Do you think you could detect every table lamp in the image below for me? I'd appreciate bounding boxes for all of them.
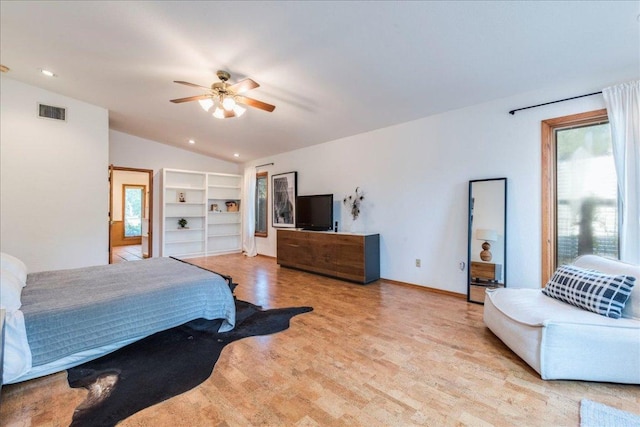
[476,229,498,261]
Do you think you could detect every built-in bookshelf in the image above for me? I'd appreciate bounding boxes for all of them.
[160,169,242,258]
[206,173,242,255]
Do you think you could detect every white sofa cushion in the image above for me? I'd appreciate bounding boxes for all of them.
[541,264,635,319]
[484,255,640,383]
[487,288,638,328]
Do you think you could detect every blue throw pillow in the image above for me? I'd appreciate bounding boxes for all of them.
[542,264,636,319]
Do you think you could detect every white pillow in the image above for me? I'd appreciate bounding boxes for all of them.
[1,269,23,310]
[1,252,27,285]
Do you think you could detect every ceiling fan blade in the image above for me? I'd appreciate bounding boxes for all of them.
[174,80,210,90]
[236,96,276,112]
[170,94,210,103]
[228,78,259,94]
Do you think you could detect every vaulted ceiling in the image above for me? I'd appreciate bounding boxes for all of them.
[1,1,638,163]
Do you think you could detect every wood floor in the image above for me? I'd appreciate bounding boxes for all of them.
[1,254,638,426]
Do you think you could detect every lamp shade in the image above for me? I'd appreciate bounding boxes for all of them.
[476,229,498,242]
[212,107,226,119]
[198,98,214,112]
[222,96,236,111]
[233,104,246,117]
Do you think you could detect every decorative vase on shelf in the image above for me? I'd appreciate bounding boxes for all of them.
[347,219,362,234]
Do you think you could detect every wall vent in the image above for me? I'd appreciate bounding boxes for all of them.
[38,103,66,121]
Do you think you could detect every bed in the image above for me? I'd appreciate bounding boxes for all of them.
[1,254,236,384]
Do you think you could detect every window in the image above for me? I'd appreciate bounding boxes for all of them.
[255,172,268,237]
[123,185,145,238]
[541,109,619,284]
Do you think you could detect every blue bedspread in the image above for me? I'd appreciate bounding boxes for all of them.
[21,257,236,367]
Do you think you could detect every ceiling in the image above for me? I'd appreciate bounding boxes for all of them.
[1,1,638,163]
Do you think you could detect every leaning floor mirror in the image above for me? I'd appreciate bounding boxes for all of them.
[467,178,507,304]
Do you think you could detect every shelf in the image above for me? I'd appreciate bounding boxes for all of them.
[208,185,241,189]
[208,211,239,215]
[165,185,205,190]
[166,239,205,244]
[166,228,204,232]
[208,233,241,238]
[167,202,205,205]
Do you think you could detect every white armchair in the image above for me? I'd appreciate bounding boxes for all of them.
[483,255,640,384]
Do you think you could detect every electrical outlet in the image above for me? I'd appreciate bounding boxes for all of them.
[415,259,421,267]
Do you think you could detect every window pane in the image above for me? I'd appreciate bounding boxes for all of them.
[556,123,618,265]
[124,187,143,237]
[255,172,268,236]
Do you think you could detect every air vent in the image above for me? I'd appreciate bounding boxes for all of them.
[38,103,66,121]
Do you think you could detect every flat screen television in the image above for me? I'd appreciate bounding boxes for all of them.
[296,194,334,231]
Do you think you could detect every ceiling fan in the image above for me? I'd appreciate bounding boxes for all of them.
[170,70,275,119]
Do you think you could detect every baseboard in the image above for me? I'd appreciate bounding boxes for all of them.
[256,254,465,298]
[380,278,466,299]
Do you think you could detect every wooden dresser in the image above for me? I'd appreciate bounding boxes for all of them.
[277,229,380,284]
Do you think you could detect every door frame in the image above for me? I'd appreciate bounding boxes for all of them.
[109,165,154,263]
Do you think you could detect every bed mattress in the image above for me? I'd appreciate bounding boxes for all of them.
[4,257,235,384]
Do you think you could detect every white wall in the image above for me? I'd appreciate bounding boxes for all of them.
[0,77,109,272]
[109,130,241,257]
[245,72,636,294]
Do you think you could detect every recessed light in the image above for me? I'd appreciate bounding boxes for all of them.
[39,68,56,77]
[233,153,240,158]
[188,139,195,144]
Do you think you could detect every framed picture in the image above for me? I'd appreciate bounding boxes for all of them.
[272,171,297,228]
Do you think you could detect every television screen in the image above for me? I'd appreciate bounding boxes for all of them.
[296,194,333,231]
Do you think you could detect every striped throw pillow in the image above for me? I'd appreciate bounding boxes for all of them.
[542,264,636,319]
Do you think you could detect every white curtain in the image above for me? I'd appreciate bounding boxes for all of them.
[603,80,640,264]
[242,166,258,257]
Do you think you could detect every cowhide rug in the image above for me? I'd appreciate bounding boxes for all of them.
[66,299,313,426]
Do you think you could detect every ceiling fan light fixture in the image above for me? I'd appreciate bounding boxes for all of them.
[212,107,226,119]
[233,104,246,117]
[198,98,214,112]
[171,71,275,118]
[222,96,236,111]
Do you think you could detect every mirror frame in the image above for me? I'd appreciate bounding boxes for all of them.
[467,177,507,304]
